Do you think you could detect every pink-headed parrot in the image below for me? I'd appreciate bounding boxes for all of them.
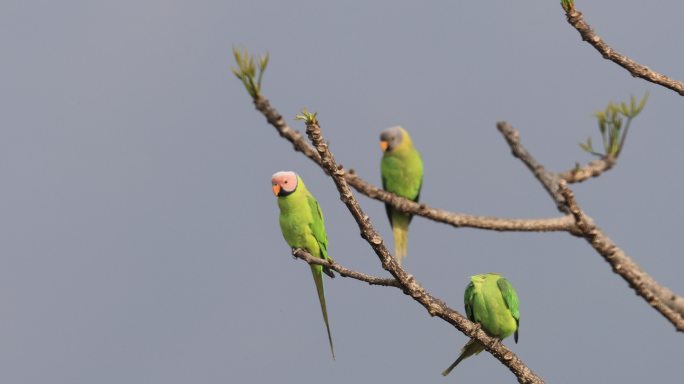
[271,171,335,360]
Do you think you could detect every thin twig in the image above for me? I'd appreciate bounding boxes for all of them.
[292,248,400,287]
[558,157,616,183]
[564,6,684,96]
[303,117,544,384]
[254,94,573,233]
[497,121,684,330]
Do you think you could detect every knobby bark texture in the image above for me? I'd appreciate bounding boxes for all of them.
[497,122,684,331]
[302,118,544,384]
[254,95,572,234]
[564,6,684,96]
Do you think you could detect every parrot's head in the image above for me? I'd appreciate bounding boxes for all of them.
[379,126,405,152]
[271,171,298,197]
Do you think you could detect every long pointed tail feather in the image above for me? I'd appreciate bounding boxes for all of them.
[441,339,485,376]
[311,265,335,360]
[392,224,408,265]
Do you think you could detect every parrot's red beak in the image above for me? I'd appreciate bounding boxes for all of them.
[272,184,281,196]
[379,140,389,152]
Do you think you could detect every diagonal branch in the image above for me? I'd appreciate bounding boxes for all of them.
[558,182,684,331]
[497,121,684,331]
[302,116,544,384]
[564,5,684,96]
[254,94,573,233]
[497,123,569,213]
[292,248,400,287]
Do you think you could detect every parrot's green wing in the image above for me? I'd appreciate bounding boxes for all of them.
[381,174,393,227]
[497,277,520,343]
[464,281,476,321]
[306,193,328,254]
[305,193,332,276]
[381,171,422,227]
[409,181,422,224]
[414,180,422,203]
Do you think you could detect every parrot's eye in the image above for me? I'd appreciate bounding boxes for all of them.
[284,180,288,184]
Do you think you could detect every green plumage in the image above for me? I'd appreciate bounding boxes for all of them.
[442,273,520,376]
[380,126,423,265]
[275,174,335,359]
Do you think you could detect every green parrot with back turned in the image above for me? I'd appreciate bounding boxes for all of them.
[271,171,335,360]
[442,273,520,377]
[379,126,424,265]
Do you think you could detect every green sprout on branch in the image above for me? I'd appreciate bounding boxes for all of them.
[561,0,574,12]
[579,93,649,158]
[232,47,269,99]
[295,108,319,126]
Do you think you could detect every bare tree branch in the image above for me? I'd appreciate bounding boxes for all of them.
[300,115,544,384]
[564,6,684,96]
[497,121,684,330]
[254,94,572,233]
[558,182,684,331]
[559,156,616,183]
[291,248,400,287]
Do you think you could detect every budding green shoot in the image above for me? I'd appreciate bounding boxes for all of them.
[296,108,319,126]
[579,92,648,158]
[232,46,269,99]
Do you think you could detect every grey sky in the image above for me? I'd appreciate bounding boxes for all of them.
[1,0,683,382]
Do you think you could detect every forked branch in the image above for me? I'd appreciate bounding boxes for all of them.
[497,121,684,331]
